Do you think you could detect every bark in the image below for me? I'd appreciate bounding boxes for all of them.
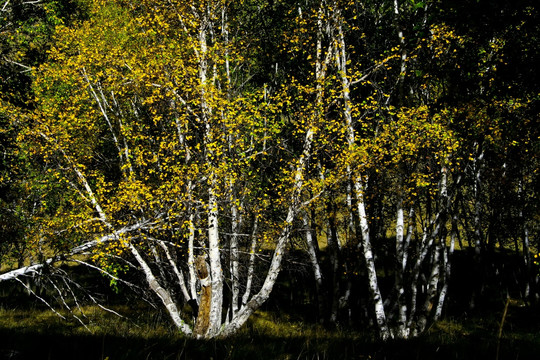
[206,182,223,336]
[413,240,441,336]
[193,255,212,337]
[411,165,450,335]
[470,142,485,309]
[335,13,390,338]
[394,195,409,338]
[435,166,454,320]
[82,69,133,176]
[435,213,456,320]
[129,243,192,335]
[241,216,259,306]
[407,226,435,330]
[156,239,191,302]
[230,199,241,318]
[303,213,325,323]
[356,178,391,340]
[187,211,198,302]
[175,104,198,303]
[220,127,314,337]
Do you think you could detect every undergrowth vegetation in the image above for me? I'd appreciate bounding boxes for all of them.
[0,299,538,359]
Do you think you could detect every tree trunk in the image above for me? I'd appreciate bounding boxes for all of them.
[207,182,224,337]
[303,213,325,323]
[332,5,391,339]
[129,244,192,336]
[193,255,212,338]
[394,194,409,338]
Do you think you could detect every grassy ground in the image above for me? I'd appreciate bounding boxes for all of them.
[1,249,538,359]
[0,301,539,360]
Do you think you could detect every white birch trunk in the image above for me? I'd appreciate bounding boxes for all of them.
[413,243,441,337]
[221,127,314,337]
[195,5,224,337]
[129,243,192,335]
[435,213,456,320]
[334,9,391,339]
[434,166,452,320]
[394,195,409,338]
[157,239,191,302]
[241,217,259,306]
[187,205,198,302]
[230,198,241,317]
[175,110,198,303]
[303,213,325,322]
[407,225,436,330]
[473,142,485,256]
[206,182,223,337]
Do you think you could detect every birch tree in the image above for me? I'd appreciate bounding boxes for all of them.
[2,0,323,339]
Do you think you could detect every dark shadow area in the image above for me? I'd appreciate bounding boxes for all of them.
[1,325,539,360]
[1,249,539,360]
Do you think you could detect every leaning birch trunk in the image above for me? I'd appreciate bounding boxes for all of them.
[303,213,325,323]
[129,244,192,335]
[241,217,259,307]
[406,224,436,331]
[408,190,445,335]
[356,179,392,340]
[334,9,391,340]
[174,100,199,303]
[435,212,457,320]
[230,199,241,318]
[413,239,441,336]
[156,239,191,304]
[470,142,485,309]
[220,126,315,337]
[434,165,452,320]
[176,120,199,303]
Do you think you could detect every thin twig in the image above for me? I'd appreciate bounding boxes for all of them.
[15,277,66,320]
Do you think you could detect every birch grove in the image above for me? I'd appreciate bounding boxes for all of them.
[0,0,538,341]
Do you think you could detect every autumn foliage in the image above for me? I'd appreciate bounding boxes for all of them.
[1,0,538,340]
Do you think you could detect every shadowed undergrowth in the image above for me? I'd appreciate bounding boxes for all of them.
[0,302,539,360]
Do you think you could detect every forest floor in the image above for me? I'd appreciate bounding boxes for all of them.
[0,249,539,359]
[0,299,538,360]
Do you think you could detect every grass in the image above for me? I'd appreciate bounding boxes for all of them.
[1,247,538,359]
[0,301,539,360]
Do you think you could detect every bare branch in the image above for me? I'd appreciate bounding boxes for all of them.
[14,277,66,320]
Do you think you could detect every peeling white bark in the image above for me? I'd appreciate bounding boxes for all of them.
[206,181,223,337]
[334,8,390,338]
[129,243,192,335]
